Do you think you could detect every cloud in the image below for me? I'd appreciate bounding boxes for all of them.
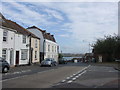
[1,2,118,53]
[1,2,59,28]
[58,34,70,38]
[44,9,64,21]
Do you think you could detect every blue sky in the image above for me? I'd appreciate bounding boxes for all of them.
[1,0,118,53]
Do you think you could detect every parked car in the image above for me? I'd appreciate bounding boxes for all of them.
[59,58,67,64]
[40,58,57,67]
[0,57,10,73]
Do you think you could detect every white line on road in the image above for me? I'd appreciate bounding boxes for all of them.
[65,65,90,84]
[72,77,76,80]
[61,80,66,82]
[67,80,73,83]
[1,69,55,82]
[66,77,70,79]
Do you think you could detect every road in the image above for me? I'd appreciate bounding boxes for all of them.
[1,62,119,88]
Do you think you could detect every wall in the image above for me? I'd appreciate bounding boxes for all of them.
[31,37,40,63]
[27,28,44,52]
[44,39,58,62]
[2,28,15,65]
[14,33,29,65]
[0,28,3,57]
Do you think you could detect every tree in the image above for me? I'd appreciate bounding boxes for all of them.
[93,35,120,62]
[58,53,63,60]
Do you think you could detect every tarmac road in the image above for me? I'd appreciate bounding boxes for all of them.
[2,62,88,88]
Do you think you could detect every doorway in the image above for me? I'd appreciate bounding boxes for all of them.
[16,51,19,65]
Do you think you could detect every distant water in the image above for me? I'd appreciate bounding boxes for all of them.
[63,57,82,60]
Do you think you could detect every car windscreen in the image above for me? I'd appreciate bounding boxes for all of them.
[45,59,51,61]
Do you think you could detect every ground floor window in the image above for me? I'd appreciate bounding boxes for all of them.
[35,51,37,60]
[2,49,7,60]
[21,49,28,60]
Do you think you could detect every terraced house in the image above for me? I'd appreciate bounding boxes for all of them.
[27,26,59,63]
[0,14,40,66]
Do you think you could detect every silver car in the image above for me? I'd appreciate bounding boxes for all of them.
[40,58,57,67]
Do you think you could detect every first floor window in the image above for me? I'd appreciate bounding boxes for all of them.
[35,51,37,59]
[21,49,28,60]
[2,49,7,60]
[48,45,50,52]
[35,39,37,48]
[22,35,26,43]
[3,30,8,42]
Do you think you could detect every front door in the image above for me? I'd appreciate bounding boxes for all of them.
[16,51,19,65]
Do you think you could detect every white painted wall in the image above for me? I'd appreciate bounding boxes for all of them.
[14,34,29,65]
[1,28,15,65]
[0,28,3,57]
[1,27,30,66]
[44,39,58,62]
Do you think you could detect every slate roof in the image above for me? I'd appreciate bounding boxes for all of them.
[0,13,40,39]
[27,26,56,42]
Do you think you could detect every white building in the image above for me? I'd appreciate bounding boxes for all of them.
[0,14,40,66]
[27,26,59,62]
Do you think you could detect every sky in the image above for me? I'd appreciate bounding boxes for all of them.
[0,0,118,54]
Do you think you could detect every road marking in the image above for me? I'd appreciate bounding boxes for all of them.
[66,77,70,79]
[61,80,66,82]
[67,80,73,83]
[1,69,55,82]
[75,76,79,78]
[72,78,76,80]
[3,70,31,76]
[78,70,86,76]
[60,65,89,85]
[73,74,76,76]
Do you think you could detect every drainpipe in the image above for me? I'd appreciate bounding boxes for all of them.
[43,39,45,60]
[28,34,32,65]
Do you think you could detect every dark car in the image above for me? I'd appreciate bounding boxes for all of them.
[59,58,67,64]
[40,58,57,67]
[0,57,10,73]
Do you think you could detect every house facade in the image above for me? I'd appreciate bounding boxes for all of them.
[27,26,58,62]
[31,37,40,64]
[0,14,40,66]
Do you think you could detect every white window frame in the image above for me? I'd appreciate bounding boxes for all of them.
[2,49,7,60]
[21,49,28,60]
[48,45,50,52]
[22,35,26,43]
[52,46,54,52]
[35,39,37,48]
[3,30,8,42]
[35,51,37,59]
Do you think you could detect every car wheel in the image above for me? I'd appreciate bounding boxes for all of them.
[2,67,9,73]
[50,64,53,67]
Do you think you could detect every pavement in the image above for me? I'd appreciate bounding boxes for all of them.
[89,62,120,71]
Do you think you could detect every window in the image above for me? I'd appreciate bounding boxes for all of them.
[35,51,37,59]
[21,49,28,60]
[3,30,8,42]
[35,39,37,48]
[2,49,7,60]
[48,45,50,52]
[52,46,54,52]
[55,46,56,52]
[22,35,26,43]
